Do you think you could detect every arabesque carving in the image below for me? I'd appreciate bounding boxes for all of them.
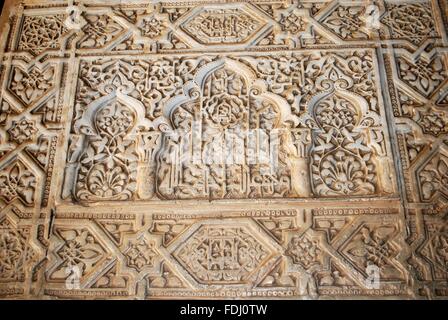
[0,0,447,300]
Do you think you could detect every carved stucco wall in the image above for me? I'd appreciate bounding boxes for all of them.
[0,0,446,299]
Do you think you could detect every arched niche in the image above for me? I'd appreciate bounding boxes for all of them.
[64,90,156,201]
[307,64,384,197]
[156,58,300,200]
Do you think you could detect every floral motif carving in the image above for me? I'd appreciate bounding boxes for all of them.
[0,159,36,206]
[125,238,157,271]
[307,54,383,196]
[17,15,67,55]
[420,221,448,279]
[131,4,172,50]
[418,151,448,202]
[139,17,166,38]
[322,6,368,40]
[342,224,400,279]
[318,149,374,195]
[418,111,448,137]
[397,90,448,137]
[7,118,38,144]
[382,3,437,44]
[9,67,54,105]
[285,234,322,269]
[272,3,313,48]
[0,222,35,282]
[242,54,306,104]
[79,15,123,49]
[398,56,446,98]
[0,100,13,126]
[74,100,138,201]
[280,11,305,34]
[75,58,187,120]
[51,228,107,280]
